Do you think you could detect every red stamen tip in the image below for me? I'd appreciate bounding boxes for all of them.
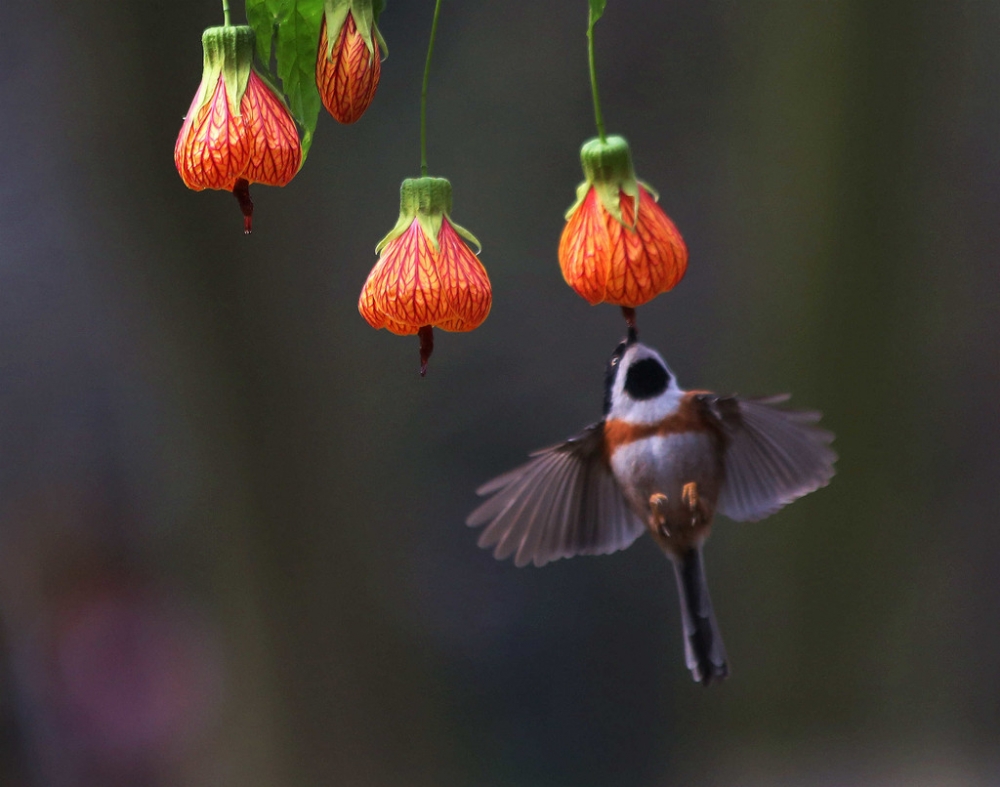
[418,326,434,377]
[622,306,638,342]
[233,178,254,235]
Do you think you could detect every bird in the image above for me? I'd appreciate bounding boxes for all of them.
[466,333,836,685]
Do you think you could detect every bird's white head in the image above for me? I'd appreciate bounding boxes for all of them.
[604,340,685,425]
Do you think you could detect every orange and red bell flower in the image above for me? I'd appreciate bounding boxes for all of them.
[174,25,302,233]
[360,177,492,375]
[558,135,687,310]
[316,0,387,124]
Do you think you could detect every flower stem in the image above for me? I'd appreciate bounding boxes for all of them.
[222,0,231,26]
[420,0,444,177]
[587,7,606,143]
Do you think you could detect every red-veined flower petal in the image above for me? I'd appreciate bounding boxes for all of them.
[361,219,446,333]
[436,219,492,330]
[558,187,614,304]
[174,76,251,191]
[241,71,302,187]
[360,256,420,335]
[607,186,687,306]
[359,218,492,334]
[360,177,490,372]
[317,14,381,125]
[558,185,687,308]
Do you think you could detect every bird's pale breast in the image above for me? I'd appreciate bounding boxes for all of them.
[609,431,723,537]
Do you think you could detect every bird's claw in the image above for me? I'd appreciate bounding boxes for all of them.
[649,492,670,537]
[682,481,705,528]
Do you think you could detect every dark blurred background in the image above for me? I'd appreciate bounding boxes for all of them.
[1,0,999,784]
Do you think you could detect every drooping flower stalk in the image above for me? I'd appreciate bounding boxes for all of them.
[586,1,606,143]
[358,0,491,375]
[420,0,443,176]
[558,3,688,325]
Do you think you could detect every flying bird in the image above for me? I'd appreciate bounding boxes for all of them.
[467,335,836,685]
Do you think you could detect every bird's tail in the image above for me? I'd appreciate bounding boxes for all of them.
[672,547,728,686]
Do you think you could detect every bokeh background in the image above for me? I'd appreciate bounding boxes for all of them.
[2,0,999,784]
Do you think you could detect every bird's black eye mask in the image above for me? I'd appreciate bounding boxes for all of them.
[603,338,632,415]
[624,357,670,401]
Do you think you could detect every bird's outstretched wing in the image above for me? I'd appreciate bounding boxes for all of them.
[467,423,647,567]
[699,394,837,522]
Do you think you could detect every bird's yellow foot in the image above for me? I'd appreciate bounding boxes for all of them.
[682,482,705,528]
[649,492,670,537]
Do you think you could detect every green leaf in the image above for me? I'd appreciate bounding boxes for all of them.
[244,0,325,159]
[274,0,325,159]
[372,0,386,23]
[588,0,606,26]
[245,0,283,67]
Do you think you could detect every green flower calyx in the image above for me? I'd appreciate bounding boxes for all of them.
[566,135,655,228]
[323,0,389,62]
[376,177,481,254]
[199,25,255,116]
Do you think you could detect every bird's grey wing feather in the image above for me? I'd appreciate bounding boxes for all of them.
[703,395,837,522]
[467,422,646,567]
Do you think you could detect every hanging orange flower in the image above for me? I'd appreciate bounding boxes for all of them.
[360,177,492,375]
[558,135,687,308]
[174,25,302,233]
[316,0,387,124]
